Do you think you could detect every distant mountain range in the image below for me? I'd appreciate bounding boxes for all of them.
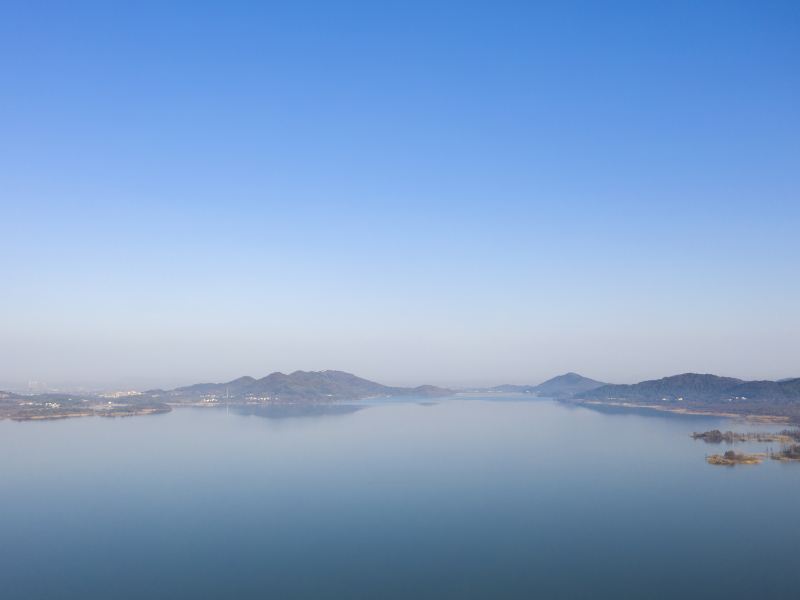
[148,370,453,403]
[485,372,607,397]
[4,370,800,422]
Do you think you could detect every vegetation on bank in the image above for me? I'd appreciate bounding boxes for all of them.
[691,429,799,444]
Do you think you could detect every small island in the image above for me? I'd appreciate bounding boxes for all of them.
[707,450,765,466]
[771,444,800,462]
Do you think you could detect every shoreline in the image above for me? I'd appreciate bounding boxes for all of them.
[2,396,796,424]
[5,406,171,422]
[578,400,792,423]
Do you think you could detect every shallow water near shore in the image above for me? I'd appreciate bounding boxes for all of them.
[1,395,797,599]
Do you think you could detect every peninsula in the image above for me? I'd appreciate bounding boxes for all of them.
[571,373,800,423]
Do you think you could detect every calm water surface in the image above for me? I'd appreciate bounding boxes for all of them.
[1,396,797,599]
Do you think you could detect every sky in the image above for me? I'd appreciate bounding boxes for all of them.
[1,1,798,390]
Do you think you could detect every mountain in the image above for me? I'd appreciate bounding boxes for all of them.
[532,372,607,397]
[580,373,743,402]
[483,373,606,396]
[159,370,452,403]
[578,373,800,405]
[571,373,800,421]
[780,378,800,396]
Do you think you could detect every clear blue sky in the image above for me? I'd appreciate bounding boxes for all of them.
[1,1,798,390]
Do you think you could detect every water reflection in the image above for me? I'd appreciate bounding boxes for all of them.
[231,403,364,419]
[572,401,724,422]
[2,397,799,599]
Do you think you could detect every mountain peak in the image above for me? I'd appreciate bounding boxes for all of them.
[533,373,607,397]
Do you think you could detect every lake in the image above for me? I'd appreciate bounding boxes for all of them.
[1,395,797,599]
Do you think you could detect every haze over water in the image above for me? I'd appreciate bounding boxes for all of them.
[2,396,797,599]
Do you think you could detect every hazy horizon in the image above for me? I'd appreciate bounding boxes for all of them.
[2,2,798,391]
